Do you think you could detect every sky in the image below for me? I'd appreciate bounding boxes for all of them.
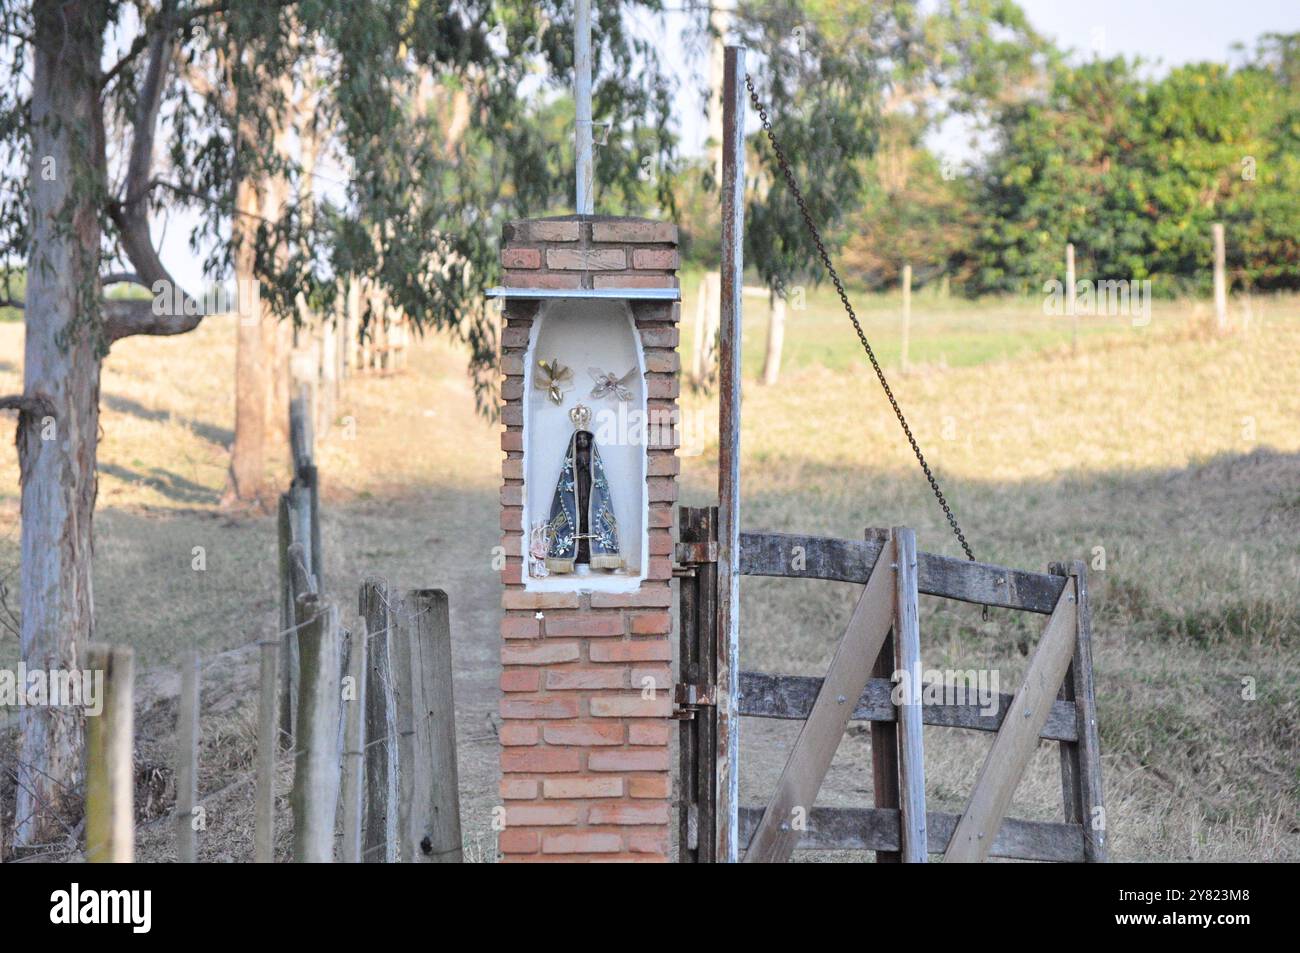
[157,0,1299,292]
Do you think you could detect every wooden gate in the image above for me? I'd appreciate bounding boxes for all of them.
[675,507,1107,863]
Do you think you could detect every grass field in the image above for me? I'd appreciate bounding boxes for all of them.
[0,274,1296,861]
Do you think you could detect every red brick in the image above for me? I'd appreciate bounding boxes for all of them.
[500,778,538,800]
[542,832,622,854]
[588,749,671,772]
[501,455,523,479]
[643,350,679,374]
[631,666,672,693]
[545,668,627,690]
[629,612,671,635]
[589,695,673,718]
[647,505,674,529]
[639,326,679,348]
[502,247,541,269]
[588,803,670,825]
[500,696,580,720]
[590,641,670,663]
[627,830,670,854]
[591,221,677,243]
[502,749,582,773]
[647,453,679,477]
[500,723,539,746]
[593,274,677,289]
[546,248,627,271]
[542,722,626,746]
[648,530,675,555]
[628,723,672,747]
[628,775,671,798]
[542,777,624,799]
[500,507,522,531]
[529,221,580,242]
[500,669,540,692]
[632,248,679,270]
[541,613,625,637]
[500,405,524,428]
[502,590,581,610]
[502,642,580,665]
[645,375,679,399]
[506,803,579,826]
[501,614,543,640]
[504,271,582,289]
[501,326,530,349]
[590,587,672,609]
[500,560,523,586]
[501,429,523,452]
[647,556,673,580]
[647,477,677,504]
[500,533,523,557]
[498,829,540,853]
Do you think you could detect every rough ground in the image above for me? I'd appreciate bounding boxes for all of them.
[1,284,1297,861]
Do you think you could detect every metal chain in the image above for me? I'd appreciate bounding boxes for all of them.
[744,74,978,566]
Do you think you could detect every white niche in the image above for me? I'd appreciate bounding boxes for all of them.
[522,297,647,592]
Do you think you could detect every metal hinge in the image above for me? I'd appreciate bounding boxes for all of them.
[672,682,716,720]
[675,540,718,564]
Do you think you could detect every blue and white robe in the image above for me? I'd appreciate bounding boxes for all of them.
[544,430,623,573]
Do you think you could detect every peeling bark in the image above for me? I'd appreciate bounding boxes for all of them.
[16,0,106,847]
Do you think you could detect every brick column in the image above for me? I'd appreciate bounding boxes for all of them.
[498,216,681,862]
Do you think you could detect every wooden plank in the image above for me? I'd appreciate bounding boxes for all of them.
[868,536,899,864]
[738,531,1066,614]
[341,619,368,863]
[743,542,895,863]
[892,527,927,862]
[944,583,1078,862]
[255,632,279,863]
[291,596,342,863]
[278,493,296,748]
[175,651,200,863]
[677,506,718,863]
[360,578,399,862]
[1065,560,1108,861]
[738,806,1084,863]
[737,672,1078,742]
[717,43,746,864]
[405,589,463,862]
[84,645,134,863]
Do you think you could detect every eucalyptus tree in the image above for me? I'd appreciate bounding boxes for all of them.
[0,0,672,848]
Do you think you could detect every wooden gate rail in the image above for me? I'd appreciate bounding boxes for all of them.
[676,515,1108,863]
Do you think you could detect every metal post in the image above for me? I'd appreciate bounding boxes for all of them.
[717,43,745,863]
[575,0,594,214]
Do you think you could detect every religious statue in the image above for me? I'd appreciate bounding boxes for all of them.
[543,403,623,573]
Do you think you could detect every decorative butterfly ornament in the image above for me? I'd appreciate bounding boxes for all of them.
[589,366,637,402]
[534,358,574,405]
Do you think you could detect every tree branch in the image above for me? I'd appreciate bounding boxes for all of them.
[0,394,55,418]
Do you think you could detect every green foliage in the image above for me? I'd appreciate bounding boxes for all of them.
[968,36,1300,294]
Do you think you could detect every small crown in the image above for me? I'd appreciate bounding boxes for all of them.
[568,403,592,431]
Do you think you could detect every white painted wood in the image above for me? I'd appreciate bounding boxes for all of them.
[892,528,926,863]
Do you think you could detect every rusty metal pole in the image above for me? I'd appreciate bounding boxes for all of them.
[717,43,746,863]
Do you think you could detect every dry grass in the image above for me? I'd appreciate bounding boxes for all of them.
[0,286,1297,862]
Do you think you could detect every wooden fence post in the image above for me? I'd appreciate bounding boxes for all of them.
[1065,243,1077,352]
[291,595,342,862]
[85,644,134,863]
[396,589,462,862]
[278,492,297,747]
[175,651,200,863]
[341,620,368,863]
[360,578,399,862]
[1212,222,1228,332]
[900,263,912,371]
[762,289,786,386]
[891,527,926,862]
[255,631,279,863]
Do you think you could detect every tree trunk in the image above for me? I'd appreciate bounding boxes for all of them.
[226,172,270,505]
[16,0,107,848]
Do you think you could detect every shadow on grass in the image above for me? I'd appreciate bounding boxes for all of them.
[96,462,222,506]
[103,393,234,448]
